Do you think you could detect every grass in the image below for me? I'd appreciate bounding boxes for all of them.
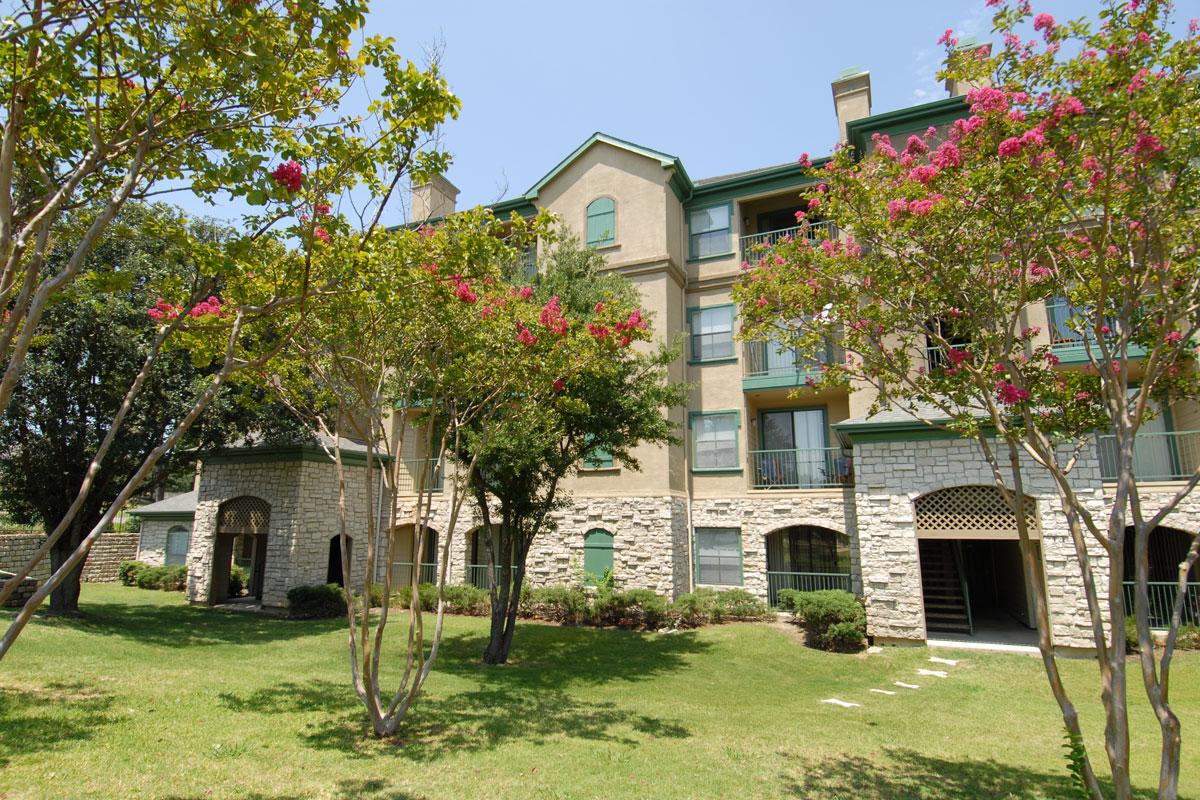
[0,585,1197,800]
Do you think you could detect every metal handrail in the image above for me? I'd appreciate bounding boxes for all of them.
[748,447,853,489]
[1096,430,1199,482]
[739,221,837,260]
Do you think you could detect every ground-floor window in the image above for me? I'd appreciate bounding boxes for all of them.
[583,528,614,583]
[695,527,742,586]
[165,526,190,566]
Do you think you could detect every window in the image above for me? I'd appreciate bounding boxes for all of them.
[583,529,614,583]
[695,527,742,586]
[586,197,616,247]
[689,203,732,259]
[520,243,538,279]
[165,525,190,566]
[692,411,739,470]
[689,305,735,362]
[582,439,614,470]
[925,317,972,369]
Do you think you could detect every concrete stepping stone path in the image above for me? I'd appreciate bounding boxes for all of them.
[821,698,861,708]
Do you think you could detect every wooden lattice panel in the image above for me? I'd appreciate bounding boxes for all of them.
[914,485,1038,538]
[217,496,271,535]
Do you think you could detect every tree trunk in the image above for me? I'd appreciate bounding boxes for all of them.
[48,518,86,614]
[483,521,517,665]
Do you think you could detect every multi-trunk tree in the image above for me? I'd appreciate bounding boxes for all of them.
[0,0,459,658]
[454,237,686,666]
[736,3,1199,797]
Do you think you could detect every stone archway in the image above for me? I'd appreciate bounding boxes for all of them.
[763,525,851,607]
[913,486,1040,637]
[211,496,270,603]
[390,524,439,586]
[1121,525,1199,627]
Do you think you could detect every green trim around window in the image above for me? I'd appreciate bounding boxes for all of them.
[686,304,737,364]
[757,406,829,451]
[689,409,742,473]
[692,526,744,587]
[686,201,733,262]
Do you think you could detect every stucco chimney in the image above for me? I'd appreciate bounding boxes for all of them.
[831,67,872,144]
[944,37,993,97]
[410,173,459,222]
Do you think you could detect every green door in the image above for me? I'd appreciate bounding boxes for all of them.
[583,529,614,583]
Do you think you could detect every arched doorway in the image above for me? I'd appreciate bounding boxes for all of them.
[914,485,1040,638]
[211,496,270,603]
[764,525,850,607]
[1121,525,1199,627]
[326,535,353,587]
[466,525,511,588]
[390,524,438,586]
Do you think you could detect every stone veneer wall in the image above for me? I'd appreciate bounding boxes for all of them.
[852,438,1109,650]
[137,518,193,566]
[688,490,860,601]
[187,456,382,608]
[0,530,136,584]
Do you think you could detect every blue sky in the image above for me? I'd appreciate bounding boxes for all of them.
[172,0,1198,226]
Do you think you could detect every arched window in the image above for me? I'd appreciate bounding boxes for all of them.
[165,525,190,566]
[583,528,614,583]
[586,197,616,247]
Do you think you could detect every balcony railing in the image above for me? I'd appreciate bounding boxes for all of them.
[1121,581,1200,628]
[766,571,852,608]
[394,458,444,495]
[1046,299,1085,346]
[390,561,437,586]
[744,341,832,379]
[466,563,522,589]
[1097,430,1200,482]
[749,447,853,489]
[739,221,838,261]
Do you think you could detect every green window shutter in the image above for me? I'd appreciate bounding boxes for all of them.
[583,528,614,582]
[584,446,613,469]
[586,197,616,247]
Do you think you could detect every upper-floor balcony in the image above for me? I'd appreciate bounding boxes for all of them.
[1097,430,1199,483]
[394,457,444,495]
[748,446,853,490]
[1045,297,1145,363]
[743,339,834,391]
[738,220,838,263]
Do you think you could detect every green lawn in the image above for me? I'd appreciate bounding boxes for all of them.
[0,585,1197,799]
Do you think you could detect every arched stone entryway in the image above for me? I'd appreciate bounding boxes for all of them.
[326,534,352,587]
[211,496,270,603]
[914,485,1041,638]
[390,524,439,586]
[763,525,851,607]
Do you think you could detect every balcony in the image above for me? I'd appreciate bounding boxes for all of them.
[1045,299,1145,363]
[743,340,833,391]
[749,447,853,490]
[738,221,837,262]
[395,458,444,495]
[1097,430,1200,482]
[766,571,852,608]
[1121,581,1200,628]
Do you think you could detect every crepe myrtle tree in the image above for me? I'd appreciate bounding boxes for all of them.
[0,6,460,656]
[735,3,1200,798]
[452,236,686,666]
[271,209,624,736]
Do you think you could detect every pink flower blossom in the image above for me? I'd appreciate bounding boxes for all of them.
[314,202,331,215]
[966,86,1009,114]
[947,347,971,366]
[937,28,958,47]
[931,142,963,169]
[553,378,566,392]
[872,133,898,160]
[1020,127,1046,147]
[908,164,940,184]
[907,198,936,216]
[797,152,812,168]
[996,380,1030,405]
[516,325,537,346]
[270,160,303,192]
[1044,353,1060,366]
[454,282,477,304]
[1033,13,1056,39]
[1165,330,1184,345]
[519,286,534,299]
[313,226,330,244]
[594,302,604,313]
[887,198,908,221]
[1133,133,1164,160]
[1075,391,1090,401]
[794,209,807,223]
[1127,68,1150,94]
[189,295,223,318]
[906,134,929,155]
[808,197,822,212]
[998,137,1023,157]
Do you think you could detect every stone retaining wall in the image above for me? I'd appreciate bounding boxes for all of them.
[0,530,137,585]
[0,570,36,607]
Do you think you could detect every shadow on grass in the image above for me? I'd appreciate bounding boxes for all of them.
[18,597,344,648]
[780,749,1172,800]
[0,680,118,767]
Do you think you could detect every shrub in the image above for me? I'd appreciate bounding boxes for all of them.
[133,564,186,591]
[442,584,490,615]
[118,560,144,587]
[228,565,248,597]
[391,582,437,611]
[287,584,347,619]
[1178,624,1200,651]
[791,590,866,652]
[524,585,590,624]
[1125,616,1139,654]
[712,588,768,621]
[668,589,719,628]
[592,588,669,628]
[776,588,801,612]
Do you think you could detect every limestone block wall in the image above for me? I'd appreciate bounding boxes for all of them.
[80,534,138,582]
[137,519,193,566]
[689,491,859,601]
[0,531,49,581]
[0,530,136,584]
[852,437,1108,649]
[288,459,378,592]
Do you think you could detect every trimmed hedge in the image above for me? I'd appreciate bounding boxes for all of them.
[118,560,143,586]
[228,565,249,598]
[130,564,187,592]
[790,589,867,652]
[287,584,347,619]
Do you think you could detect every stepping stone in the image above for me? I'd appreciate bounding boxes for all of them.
[870,689,897,695]
[821,698,861,708]
[929,656,959,666]
[917,668,948,678]
[895,681,920,689]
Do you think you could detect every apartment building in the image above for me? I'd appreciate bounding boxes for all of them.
[144,63,1199,651]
